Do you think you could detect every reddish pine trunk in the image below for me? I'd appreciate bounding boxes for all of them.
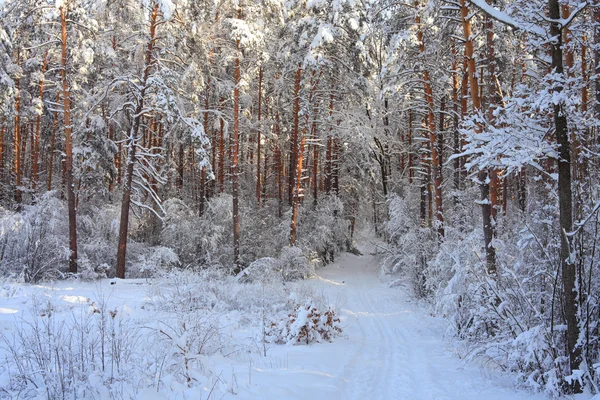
[256,66,263,205]
[232,34,241,270]
[417,7,444,237]
[333,138,340,195]
[48,92,60,192]
[289,136,305,246]
[275,144,283,218]
[14,52,21,205]
[485,6,499,221]
[460,0,496,274]
[288,66,302,206]
[60,7,78,273]
[218,97,225,193]
[312,108,319,206]
[452,44,461,190]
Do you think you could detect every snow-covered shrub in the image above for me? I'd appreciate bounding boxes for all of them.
[280,246,313,281]
[418,191,600,394]
[297,195,350,264]
[383,193,437,296]
[0,192,69,282]
[268,300,342,345]
[0,294,223,398]
[237,257,282,283]
[160,198,204,265]
[77,203,120,274]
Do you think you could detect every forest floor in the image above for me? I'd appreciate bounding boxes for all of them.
[0,242,571,399]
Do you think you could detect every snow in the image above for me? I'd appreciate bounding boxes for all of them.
[0,241,556,399]
[310,24,334,49]
[469,0,546,37]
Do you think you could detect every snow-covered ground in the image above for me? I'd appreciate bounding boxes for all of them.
[0,245,556,399]
[232,249,550,400]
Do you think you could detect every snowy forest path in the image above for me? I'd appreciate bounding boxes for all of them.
[295,242,550,400]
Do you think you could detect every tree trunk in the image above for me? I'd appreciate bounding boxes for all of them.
[232,33,241,270]
[408,108,413,184]
[312,103,319,206]
[256,65,263,206]
[417,5,444,237]
[288,66,302,206]
[289,136,305,246]
[0,118,4,195]
[549,0,581,390]
[115,3,159,279]
[13,51,21,205]
[32,52,48,194]
[485,6,499,221]
[60,7,78,273]
[452,43,461,190]
[218,97,225,193]
[48,92,60,192]
[460,0,496,274]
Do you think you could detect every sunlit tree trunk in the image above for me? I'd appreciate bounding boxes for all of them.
[256,65,263,206]
[218,97,225,193]
[60,6,78,273]
[47,92,60,192]
[288,65,302,206]
[289,136,305,245]
[460,0,496,274]
[13,51,22,205]
[485,5,499,221]
[417,4,444,237]
[452,43,461,190]
[312,101,319,206]
[232,30,241,270]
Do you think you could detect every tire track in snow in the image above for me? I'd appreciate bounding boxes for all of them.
[317,249,549,400]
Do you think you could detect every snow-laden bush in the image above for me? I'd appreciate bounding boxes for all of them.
[384,186,600,395]
[383,193,438,296]
[297,194,350,264]
[268,299,342,345]
[0,192,69,282]
[236,257,282,283]
[280,246,313,281]
[78,203,120,275]
[160,198,205,265]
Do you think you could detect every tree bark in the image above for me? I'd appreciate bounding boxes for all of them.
[288,66,302,206]
[417,5,444,237]
[289,136,305,246]
[60,7,78,273]
[32,52,48,194]
[460,0,496,274]
[115,3,159,279]
[549,0,581,390]
[232,33,241,270]
[256,65,263,206]
[218,97,225,193]
[13,51,21,205]
[47,92,60,192]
